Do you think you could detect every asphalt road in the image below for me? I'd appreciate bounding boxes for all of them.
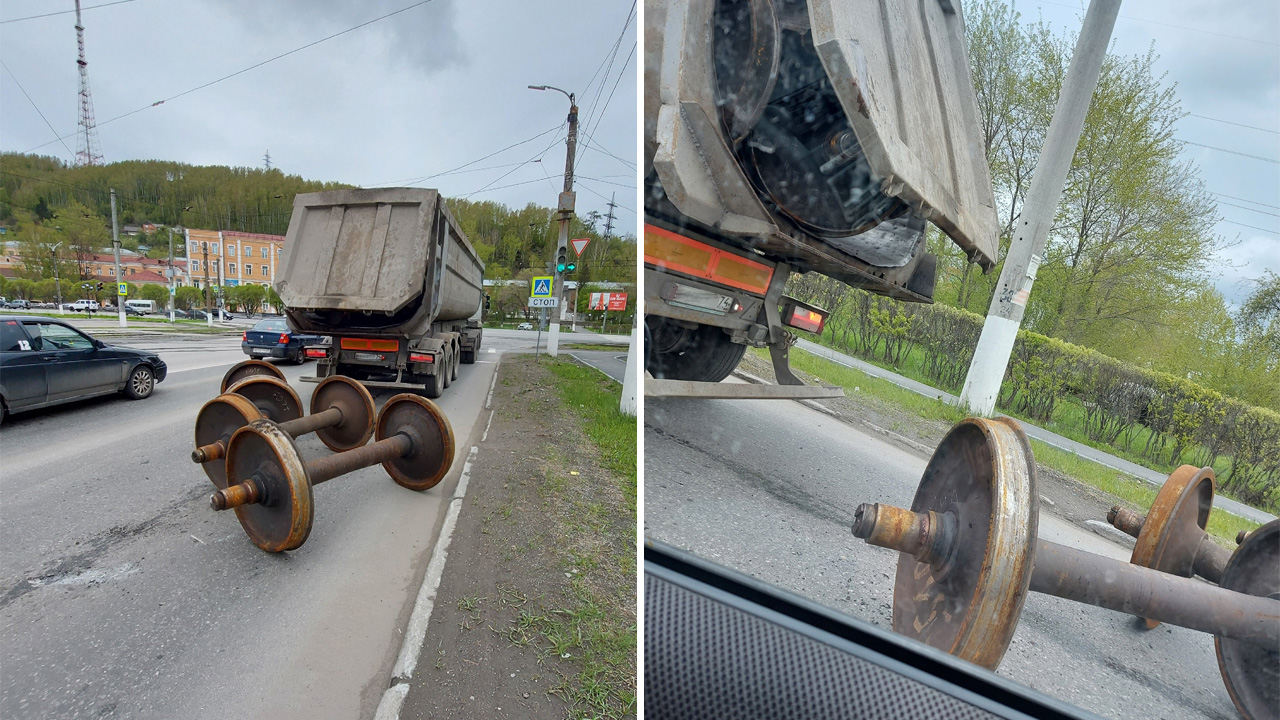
[0,328,546,719]
[644,390,1242,720]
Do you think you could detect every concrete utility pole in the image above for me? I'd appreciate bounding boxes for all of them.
[620,314,638,416]
[959,0,1121,416]
[202,242,213,327]
[167,226,175,322]
[50,240,63,314]
[529,84,577,358]
[109,189,125,328]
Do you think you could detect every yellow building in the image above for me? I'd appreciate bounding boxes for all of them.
[184,229,284,290]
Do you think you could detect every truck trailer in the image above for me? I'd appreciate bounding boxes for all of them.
[275,188,484,399]
[643,0,1000,391]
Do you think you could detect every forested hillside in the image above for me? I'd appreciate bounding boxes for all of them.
[0,152,636,284]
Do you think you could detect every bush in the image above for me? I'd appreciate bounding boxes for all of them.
[812,286,1280,511]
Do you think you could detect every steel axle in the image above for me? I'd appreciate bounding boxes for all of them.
[208,393,455,552]
[853,502,1278,648]
[1107,504,1230,583]
[210,432,416,511]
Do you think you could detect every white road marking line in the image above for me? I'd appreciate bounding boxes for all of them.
[481,409,495,442]
[376,444,479,717]
[486,370,498,410]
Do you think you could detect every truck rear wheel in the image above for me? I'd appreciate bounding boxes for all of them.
[423,372,444,399]
[450,347,460,381]
[645,319,747,383]
[441,351,452,389]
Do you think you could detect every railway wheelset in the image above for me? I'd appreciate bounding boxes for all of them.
[849,417,1278,720]
[191,360,456,552]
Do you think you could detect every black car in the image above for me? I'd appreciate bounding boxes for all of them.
[0,316,167,424]
[242,317,322,364]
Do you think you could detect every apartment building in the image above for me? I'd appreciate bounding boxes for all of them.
[185,229,285,290]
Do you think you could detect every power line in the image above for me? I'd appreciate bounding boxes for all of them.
[583,42,637,146]
[0,0,135,25]
[577,1,636,147]
[362,122,563,187]
[464,125,567,198]
[1218,219,1278,236]
[577,174,635,189]
[0,60,74,160]
[576,178,635,214]
[1210,192,1280,211]
[1186,114,1279,136]
[24,0,442,154]
[1034,1,1280,47]
[1180,140,1279,165]
[1216,201,1280,219]
[579,132,636,170]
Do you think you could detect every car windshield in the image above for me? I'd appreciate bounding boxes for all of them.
[252,319,288,332]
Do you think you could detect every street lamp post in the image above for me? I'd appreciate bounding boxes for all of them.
[528,84,577,358]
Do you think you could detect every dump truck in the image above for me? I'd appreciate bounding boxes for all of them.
[275,188,484,399]
[643,0,1000,392]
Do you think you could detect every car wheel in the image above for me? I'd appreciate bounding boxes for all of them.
[124,365,155,399]
[293,348,305,365]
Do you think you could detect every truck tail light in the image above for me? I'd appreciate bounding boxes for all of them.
[279,333,290,344]
[781,303,828,335]
[305,348,327,359]
[408,353,433,363]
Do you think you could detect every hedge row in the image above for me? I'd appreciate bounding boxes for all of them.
[822,292,1280,511]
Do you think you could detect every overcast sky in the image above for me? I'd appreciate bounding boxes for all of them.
[1023,0,1279,308]
[0,0,638,238]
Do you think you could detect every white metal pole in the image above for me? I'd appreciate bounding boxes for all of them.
[168,226,175,322]
[959,0,1121,416]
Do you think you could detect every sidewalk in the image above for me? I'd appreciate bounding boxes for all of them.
[794,338,1275,524]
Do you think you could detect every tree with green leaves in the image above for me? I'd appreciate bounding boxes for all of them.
[175,286,202,310]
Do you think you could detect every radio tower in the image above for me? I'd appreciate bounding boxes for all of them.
[73,0,104,167]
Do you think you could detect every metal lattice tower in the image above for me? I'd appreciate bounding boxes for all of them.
[74,0,104,167]
[603,192,617,239]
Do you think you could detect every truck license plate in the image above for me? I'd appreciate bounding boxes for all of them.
[353,352,385,362]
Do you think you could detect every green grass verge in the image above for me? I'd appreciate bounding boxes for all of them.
[538,358,637,718]
[767,347,1262,546]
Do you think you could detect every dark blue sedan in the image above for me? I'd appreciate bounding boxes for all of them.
[0,316,167,425]
[242,318,322,364]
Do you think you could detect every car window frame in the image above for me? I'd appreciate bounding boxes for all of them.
[26,321,98,351]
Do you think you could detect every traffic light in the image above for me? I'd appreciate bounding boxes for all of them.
[555,247,576,274]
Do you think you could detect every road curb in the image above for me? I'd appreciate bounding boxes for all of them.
[374,362,499,720]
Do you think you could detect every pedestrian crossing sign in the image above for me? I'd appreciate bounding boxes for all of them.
[531,276,553,298]
[117,282,128,296]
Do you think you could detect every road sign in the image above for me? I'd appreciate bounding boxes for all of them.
[529,297,559,308]
[169,285,176,295]
[117,282,128,296]
[531,276,553,298]
[571,238,590,257]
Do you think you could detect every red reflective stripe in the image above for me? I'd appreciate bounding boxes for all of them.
[408,352,434,363]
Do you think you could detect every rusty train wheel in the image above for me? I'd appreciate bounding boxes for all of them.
[375,394,455,491]
[224,420,314,553]
[310,376,375,453]
[1215,518,1279,720]
[193,393,266,489]
[220,359,285,393]
[1129,465,1216,629]
[226,376,303,424]
[892,417,1037,671]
